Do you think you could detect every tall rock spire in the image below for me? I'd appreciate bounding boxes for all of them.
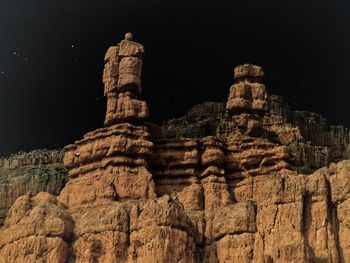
[59,34,156,208]
[103,33,149,126]
[226,64,267,136]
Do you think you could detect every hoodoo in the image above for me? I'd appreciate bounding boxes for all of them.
[1,34,350,263]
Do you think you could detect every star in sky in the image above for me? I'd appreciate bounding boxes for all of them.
[13,51,22,58]
[10,50,30,62]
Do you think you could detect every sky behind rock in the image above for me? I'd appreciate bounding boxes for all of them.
[0,0,349,155]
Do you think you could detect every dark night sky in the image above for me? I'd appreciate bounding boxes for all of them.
[1,0,350,156]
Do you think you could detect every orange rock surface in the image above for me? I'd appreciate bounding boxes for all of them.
[1,33,350,263]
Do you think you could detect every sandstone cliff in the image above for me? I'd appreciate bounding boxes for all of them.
[1,34,350,263]
[0,149,68,226]
[163,96,350,172]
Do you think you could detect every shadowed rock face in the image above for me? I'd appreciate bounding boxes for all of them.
[0,149,68,226]
[163,96,350,173]
[1,35,350,263]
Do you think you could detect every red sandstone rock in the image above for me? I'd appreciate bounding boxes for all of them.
[0,192,73,263]
[234,63,265,81]
[73,231,129,263]
[117,57,142,95]
[105,93,149,125]
[60,122,156,208]
[205,201,256,241]
[103,46,119,95]
[118,38,144,58]
[102,33,147,126]
[227,64,268,115]
[226,82,267,112]
[226,65,268,139]
[2,35,350,263]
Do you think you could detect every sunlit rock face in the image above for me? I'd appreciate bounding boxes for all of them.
[1,34,350,263]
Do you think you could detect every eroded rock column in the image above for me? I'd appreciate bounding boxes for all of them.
[60,33,197,262]
[103,32,148,126]
[226,63,267,137]
[60,33,156,209]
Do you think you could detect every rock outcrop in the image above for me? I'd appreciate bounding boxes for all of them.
[0,149,68,226]
[1,34,350,263]
[0,192,74,263]
[163,94,350,173]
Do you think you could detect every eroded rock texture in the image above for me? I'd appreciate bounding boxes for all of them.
[0,149,68,226]
[1,35,350,263]
[163,94,350,173]
[103,32,147,126]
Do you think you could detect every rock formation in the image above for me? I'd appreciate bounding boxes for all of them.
[0,149,68,226]
[103,32,148,126]
[1,34,350,263]
[163,94,350,173]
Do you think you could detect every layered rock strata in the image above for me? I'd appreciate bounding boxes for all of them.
[1,36,350,263]
[264,95,350,171]
[0,149,67,226]
[163,95,350,172]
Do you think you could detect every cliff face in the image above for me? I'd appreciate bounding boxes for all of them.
[1,34,350,263]
[163,96,350,172]
[0,149,68,226]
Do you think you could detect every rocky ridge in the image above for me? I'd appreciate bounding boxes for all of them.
[0,34,350,263]
[163,96,350,172]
